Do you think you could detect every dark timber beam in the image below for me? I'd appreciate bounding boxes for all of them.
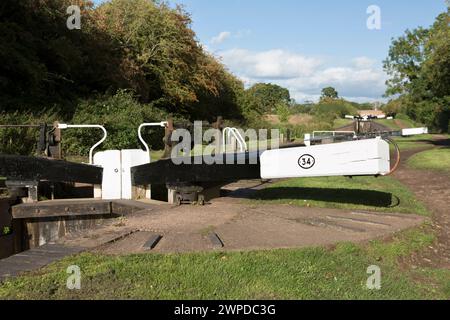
[11,199,157,219]
[0,155,103,185]
[131,153,261,186]
[12,200,112,219]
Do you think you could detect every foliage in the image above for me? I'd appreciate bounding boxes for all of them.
[384,8,450,132]
[320,87,339,100]
[275,103,290,123]
[0,0,120,116]
[2,226,11,236]
[0,111,59,155]
[63,90,172,156]
[94,0,244,120]
[241,83,291,117]
[0,0,244,121]
[290,103,314,114]
[382,99,405,116]
[312,99,358,120]
[0,0,248,155]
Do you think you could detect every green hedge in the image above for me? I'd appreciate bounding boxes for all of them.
[0,91,180,157]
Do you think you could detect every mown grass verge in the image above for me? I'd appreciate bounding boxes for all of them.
[408,148,450,173]
[0,225,448,300]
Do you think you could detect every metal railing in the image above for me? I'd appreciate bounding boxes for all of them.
[138,122,169,161]
[222,127,247,153]
[58,124,107,165]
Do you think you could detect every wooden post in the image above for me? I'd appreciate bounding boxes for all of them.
[162,118,175,159]
[47,121,62,160]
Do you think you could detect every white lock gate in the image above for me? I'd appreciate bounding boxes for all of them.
[58,122,167,200]
[94,149,150,200]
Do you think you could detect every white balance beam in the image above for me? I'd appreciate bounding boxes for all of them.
[260,137,390,179]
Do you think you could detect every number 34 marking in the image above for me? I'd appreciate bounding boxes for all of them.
[298,154,315,169]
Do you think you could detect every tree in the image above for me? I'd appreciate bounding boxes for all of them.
[321,87,339,100]
[383,28,430,97]
[94,0,244,120]
[384,8,450,132]
[0,0,245,121]
[0,0,119,113]
[242,83,291,116]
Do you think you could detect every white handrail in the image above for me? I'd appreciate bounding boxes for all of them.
[58,124,107,165]
[232,128,247,151]
[138,122,168,161]
[222,127,247,152]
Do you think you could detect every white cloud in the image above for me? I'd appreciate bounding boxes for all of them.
[216,49,387,103]
[210,30,252,46]
[211,31,231,45]
[220,49,322,79]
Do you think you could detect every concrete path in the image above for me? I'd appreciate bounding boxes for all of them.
[97,189,426,254]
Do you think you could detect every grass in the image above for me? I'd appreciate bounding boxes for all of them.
[375,114,420,131]
[251,176,429,216]
[408,148,450,173]
[393,134,441,151]
[375,119,402,130]
[333,118,353,129]
[150,150,165,162]
[395,114,422,128]
[0,226,448,300]
[375,119,417,131]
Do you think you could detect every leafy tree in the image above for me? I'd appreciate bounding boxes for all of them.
[94,0,243,120]
[242,83,291,116]
[0,0,122,114]
[0,0,248,155]
[383,28,429,97]
[321,87,339,100]
[384,8,450,132]
[382,99,404,117]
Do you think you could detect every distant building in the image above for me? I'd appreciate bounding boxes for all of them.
[358,110,386,118]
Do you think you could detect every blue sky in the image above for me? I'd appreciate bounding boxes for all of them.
[94,0,448,102]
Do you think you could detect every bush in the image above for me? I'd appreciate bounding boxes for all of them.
[0,111,58,155]
[383,99,404,116]
[312,99,359,120]
[275,103,290,123]
[63,90,175,157]
[405,98,450,133]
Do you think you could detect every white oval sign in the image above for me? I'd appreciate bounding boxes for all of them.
[298,154,315,169]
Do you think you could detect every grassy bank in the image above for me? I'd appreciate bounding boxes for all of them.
[251,176,429,216]
[393,134,439,151]
[0,226,448,300]
[408,148,450,173]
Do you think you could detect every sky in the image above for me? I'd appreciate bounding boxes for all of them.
[94,0,448,103]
